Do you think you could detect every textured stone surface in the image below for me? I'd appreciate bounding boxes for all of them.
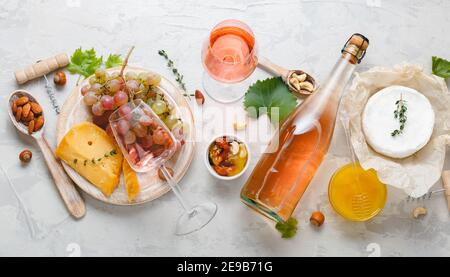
[0,0,449,256]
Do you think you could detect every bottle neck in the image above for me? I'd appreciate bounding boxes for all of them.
[320,53,357,101]
[306,53,356,112]
[290,54,356,135]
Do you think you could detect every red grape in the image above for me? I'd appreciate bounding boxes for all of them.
[100,95,114,110]
[153,128,166,145]
[113,91,128,106]
[106,79,121,93]
[80,85,90,96]
[138,115,153,126]
[91,102,104,116]
[116,119,130,135]
[83,91,98,106]
[118,105,132,117]
[124,130,137,144]
[132,123,147,138]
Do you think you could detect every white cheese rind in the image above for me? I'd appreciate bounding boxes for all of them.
[362,85,434,159]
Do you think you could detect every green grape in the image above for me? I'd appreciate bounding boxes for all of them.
[164,114,179,129]
[109,72,120,80]
[146,98,155,107]
[138,72,148,82]
[182,122,189,134]
[88,77,97,85]
[171,121,183,131]
[144,73,162,87]
[95,68,106,78]
[125,71,137,80]
[151,100,167,115]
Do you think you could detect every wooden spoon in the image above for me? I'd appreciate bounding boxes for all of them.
[258,56,317,97]
[441,170,450,211]
[8,90,86,219]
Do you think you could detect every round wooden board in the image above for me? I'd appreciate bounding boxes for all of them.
[56,66,195,205]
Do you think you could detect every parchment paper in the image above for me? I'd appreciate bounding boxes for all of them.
[340,64,450,197]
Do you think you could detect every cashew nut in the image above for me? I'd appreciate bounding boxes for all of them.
[413,207,427,218]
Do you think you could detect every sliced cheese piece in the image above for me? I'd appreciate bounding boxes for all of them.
[362,85,434,159]
[122,159,140,202]
[55,122,123,196]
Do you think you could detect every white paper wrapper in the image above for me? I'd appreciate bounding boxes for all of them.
[341,64,450,197]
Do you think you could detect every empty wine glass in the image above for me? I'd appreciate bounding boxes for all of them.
[109,99,217,235]
[201,19,258,103]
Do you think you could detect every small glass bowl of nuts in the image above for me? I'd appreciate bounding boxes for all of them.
[204,135,250,180]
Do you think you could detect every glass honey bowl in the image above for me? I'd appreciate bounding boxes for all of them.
[328,162,387,221]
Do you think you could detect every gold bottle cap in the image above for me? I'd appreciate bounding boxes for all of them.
[342,33,369,64]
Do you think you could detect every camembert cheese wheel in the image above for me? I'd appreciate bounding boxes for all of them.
[362,86,434,159]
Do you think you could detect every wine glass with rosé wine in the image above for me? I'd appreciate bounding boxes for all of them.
[201,19,258,103]
[109,99,217,235]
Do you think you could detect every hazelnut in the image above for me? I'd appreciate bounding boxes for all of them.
[54,71,67,86]
[19,149,32,163]
[310,211,325,227]
[158,167,174,181]
[195,89,205,105]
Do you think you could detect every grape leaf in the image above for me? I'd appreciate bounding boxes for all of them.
[105,54,123,68]
[67,47,103,77]
[432,56,450,79]
[275,217,298,239]
[244,77,297,122]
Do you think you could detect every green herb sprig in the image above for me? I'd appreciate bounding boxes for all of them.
[391,94,407,137]
[275,217,298,239]
[158,50,194,99]
[73,149,118,166]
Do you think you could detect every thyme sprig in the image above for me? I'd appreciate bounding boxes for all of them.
[158,50,194,99]
[73,149,118,166]
[391,94,407,137]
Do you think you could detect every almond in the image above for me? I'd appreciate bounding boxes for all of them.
[30,102,42,115]
[15,96,29,106]
[11,101,17,113]
[34,116,44,131]
[22,103,31,118]
[23,111,34,122]
[15,106,22,122]
[28,120,35,134]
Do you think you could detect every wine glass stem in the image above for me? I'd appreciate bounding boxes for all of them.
[160,165,193,212]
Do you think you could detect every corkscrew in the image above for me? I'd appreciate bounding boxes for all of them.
[14,53,68,114]
[14,53,69,84]
[406,170,450,211]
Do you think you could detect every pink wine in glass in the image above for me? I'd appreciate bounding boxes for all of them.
[202,20,258,83]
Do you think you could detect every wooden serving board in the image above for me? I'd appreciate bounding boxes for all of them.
[56,66,195,205]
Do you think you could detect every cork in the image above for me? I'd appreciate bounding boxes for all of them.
[349,34,369,50]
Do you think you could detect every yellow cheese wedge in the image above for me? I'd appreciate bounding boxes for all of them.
[55,122,123,197]
[122,159,140,202]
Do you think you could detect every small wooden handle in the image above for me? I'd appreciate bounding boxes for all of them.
[15,53,69,85]
[36,136,86,219]
[257,56,290,80]
[441,170,450,211]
